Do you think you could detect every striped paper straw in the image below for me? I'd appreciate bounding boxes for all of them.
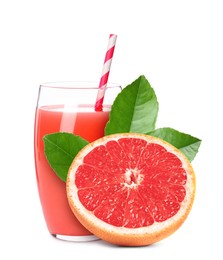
[95,34,117,111]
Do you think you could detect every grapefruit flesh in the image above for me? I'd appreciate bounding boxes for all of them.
[66,133,196,246]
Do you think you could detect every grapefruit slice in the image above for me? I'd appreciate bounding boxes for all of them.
[66,133,196,246]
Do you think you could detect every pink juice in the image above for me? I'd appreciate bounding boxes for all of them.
[34,104,110,236]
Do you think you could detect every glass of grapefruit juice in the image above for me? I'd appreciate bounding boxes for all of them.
[34,82,121,241]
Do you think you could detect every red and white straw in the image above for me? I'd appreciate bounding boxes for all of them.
[95,34,117,111]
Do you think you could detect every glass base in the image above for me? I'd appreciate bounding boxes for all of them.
[52,234,100,242]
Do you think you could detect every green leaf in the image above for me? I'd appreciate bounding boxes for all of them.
[43,132,89,182]
[105,75,159,135]
[148,127,201,162]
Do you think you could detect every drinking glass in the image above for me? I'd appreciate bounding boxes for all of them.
[34,82,121,241]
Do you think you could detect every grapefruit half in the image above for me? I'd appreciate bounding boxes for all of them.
[66,133,196,246]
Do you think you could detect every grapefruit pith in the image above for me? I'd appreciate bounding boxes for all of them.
[66,133,196,246]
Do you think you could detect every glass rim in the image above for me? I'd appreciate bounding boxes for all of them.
[40,81,121,90]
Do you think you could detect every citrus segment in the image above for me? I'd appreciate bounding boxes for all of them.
[66,133,196,246]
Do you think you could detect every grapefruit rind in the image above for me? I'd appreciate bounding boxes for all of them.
[66,133,196,246]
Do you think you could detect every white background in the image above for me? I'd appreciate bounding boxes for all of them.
[0,0,222,259]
